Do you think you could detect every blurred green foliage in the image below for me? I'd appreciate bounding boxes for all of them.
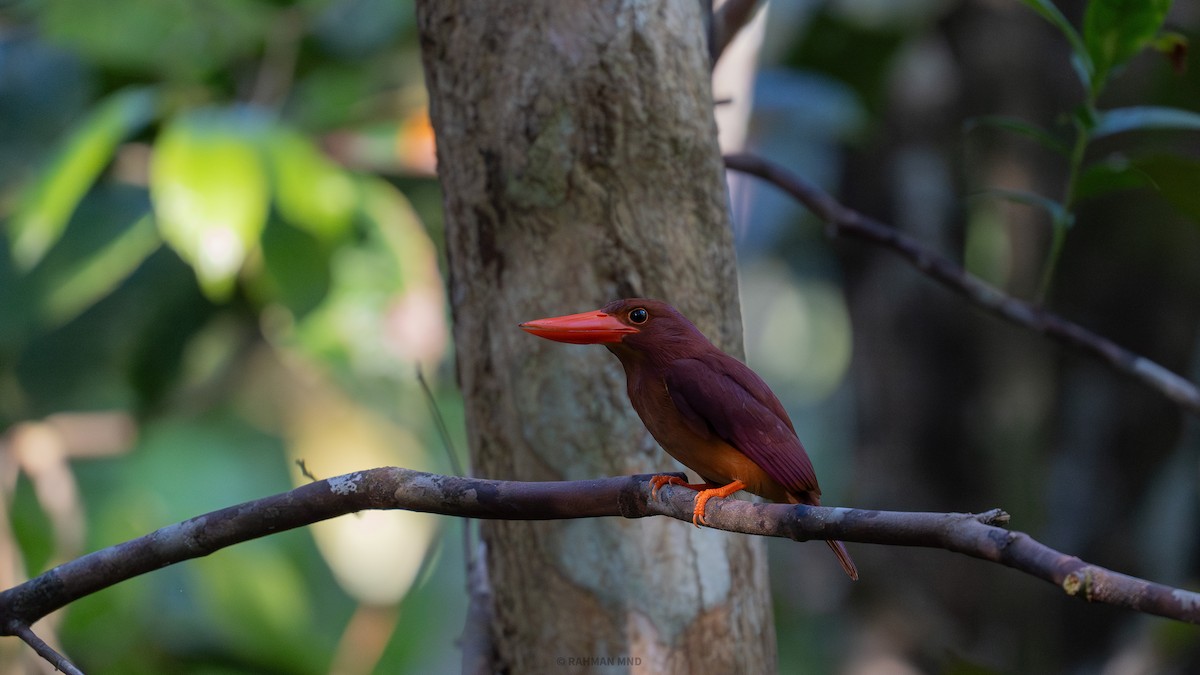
[753,1,1200,672]
[978,0,1197,299]
[1,0,464,673]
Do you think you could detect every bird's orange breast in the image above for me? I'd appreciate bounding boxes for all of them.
[628,373,792,504]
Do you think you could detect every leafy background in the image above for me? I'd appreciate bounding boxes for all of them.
[1,0,1199,672]
[2,1,459,672]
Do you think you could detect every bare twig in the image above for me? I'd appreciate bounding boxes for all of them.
[8,622,83,675]
[710,0,764,65]
[0,466,1196,654]
[295,458,319,482]
[460,534,495,675]
[724,152,1200,417]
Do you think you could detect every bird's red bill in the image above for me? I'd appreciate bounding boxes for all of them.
[519,310,637,344]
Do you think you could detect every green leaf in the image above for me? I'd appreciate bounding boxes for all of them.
[1133,155,1200,225]
[1072,154,1200,226]
[13,242,208,414]
[1073,102,1099,133]
[1092,106,1200,137]
[1153,31,1188,58]
[21,186,164,330]
[973,188,1073,228]
[8,87,158,270]
[1084,0,1173,95]
[963,115,1070,155]
[288,177,445,377]
[1073,156,1153,202]
[251,219,333,319]
[289,65,375,130]
[266,130,357,241]
[1017,0,1093,91]
[41,213,161,327]
[150,108,270,301]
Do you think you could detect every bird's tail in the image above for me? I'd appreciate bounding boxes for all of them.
[827,540,859,581]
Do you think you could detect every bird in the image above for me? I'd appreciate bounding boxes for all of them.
[519,298,858,580]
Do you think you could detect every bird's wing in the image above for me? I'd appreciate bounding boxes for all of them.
[664,355,821,496]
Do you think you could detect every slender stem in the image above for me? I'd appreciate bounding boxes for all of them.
[1037,103,1093,302]
[1036,211,1070,304]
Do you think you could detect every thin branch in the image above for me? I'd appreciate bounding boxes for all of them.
[0,467,1196,649]
[8,622,83,675]
[414,366,493,675]
[417,366,465,478]
[724,152,1200,417]
[460,534,495,675]
[709,0,763,66]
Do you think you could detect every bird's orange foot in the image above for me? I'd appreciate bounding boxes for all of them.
[691,480,747,528]
[649,475,708,500]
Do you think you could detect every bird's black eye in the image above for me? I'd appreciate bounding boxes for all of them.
[629,308,648,324]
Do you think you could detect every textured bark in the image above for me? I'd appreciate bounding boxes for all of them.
[416,1,775,673]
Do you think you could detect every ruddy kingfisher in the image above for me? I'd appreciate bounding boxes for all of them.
[520,298,858,580]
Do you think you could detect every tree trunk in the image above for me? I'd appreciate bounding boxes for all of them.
[416,1,776,673]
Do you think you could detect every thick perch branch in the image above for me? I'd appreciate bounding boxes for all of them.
[724,153,1200,417]
[1,466,1196,663]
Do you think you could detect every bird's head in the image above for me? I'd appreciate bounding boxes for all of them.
[519,298,711,362]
